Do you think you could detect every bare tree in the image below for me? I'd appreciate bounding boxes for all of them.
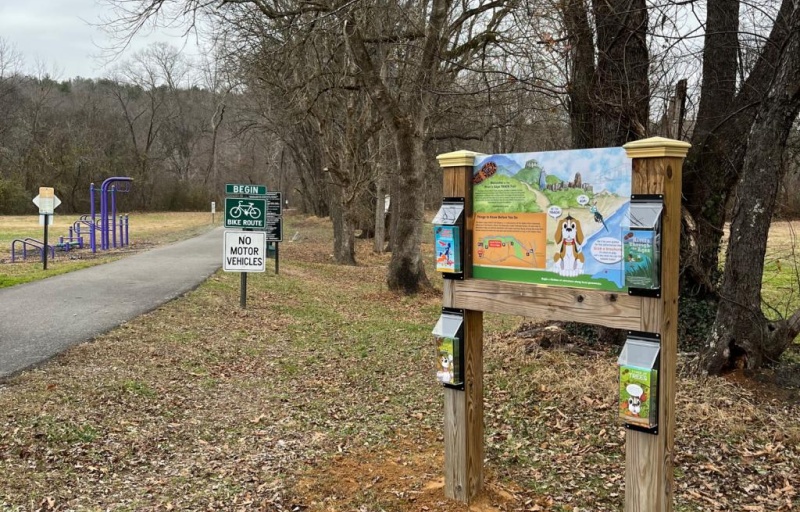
[101,0,520,292]
[699,0,800,372]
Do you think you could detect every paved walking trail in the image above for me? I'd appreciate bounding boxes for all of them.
[0,228,223,379]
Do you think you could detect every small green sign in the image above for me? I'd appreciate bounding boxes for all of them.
[225,197,267,229]
[226,184,267,196]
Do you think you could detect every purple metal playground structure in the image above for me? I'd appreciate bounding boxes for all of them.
[11,177,132,263]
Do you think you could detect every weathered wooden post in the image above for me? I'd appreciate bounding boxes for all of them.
[622,137,690,512]
[436,150,484,501]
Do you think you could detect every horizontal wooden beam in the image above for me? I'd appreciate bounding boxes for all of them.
[453,279,643,331]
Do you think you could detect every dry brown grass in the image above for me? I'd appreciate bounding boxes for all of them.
[0,213,798,511]
[0,212,215,287]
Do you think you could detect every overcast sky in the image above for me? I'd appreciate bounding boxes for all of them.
[0,0,198,80]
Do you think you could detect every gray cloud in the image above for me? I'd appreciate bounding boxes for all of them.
[0,0,196,79]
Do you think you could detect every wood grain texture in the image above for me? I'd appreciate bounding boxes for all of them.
[625,155,684,512]
[443,386,466,499]
[443,166,474,279]
[453,279,643,330]
[442,279,456,309]
[442,161,483,502]
[465,310,484,499]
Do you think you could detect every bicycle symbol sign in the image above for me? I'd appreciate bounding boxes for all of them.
[225,197,267,228]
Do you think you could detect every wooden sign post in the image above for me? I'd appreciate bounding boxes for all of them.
[435,137,690,511]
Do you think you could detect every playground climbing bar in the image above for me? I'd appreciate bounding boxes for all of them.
[89,177,132,252]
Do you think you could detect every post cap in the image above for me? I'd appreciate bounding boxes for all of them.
[436,150,484,168]
[623,137,691,158]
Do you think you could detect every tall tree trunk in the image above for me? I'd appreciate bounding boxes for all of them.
[563,0,596,149]
[681,0,741,294]
[386,119,431,293]
[373,172,386,254]
[592,0,650,146]
[563,0,650,148]
[329,180,357,265]
[700,2,800,373]
[682,0,794,295]
[342,0,448,293]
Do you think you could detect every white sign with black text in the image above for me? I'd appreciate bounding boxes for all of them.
[223,231,266,272]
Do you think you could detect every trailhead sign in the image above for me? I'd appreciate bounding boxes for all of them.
[224,197,267,229]
[472,147,632,291]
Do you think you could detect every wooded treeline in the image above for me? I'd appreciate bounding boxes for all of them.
[0,41,295,215]
[2,0,800,373]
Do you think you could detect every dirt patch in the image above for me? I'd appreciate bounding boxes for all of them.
[292,433,521,512]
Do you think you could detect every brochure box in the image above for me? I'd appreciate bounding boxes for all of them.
[433,200,465,276]
[432,310,464,388]
[624,197,663,293]
[618,334,660,431]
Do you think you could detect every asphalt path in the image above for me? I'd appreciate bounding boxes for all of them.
[0,227,223,379]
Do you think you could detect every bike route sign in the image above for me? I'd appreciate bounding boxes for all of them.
[225,197,267,229]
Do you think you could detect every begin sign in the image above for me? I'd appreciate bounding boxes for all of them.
[226,184,267,196]
[224,231,266,272]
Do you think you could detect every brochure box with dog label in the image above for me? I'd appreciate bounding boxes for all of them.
[433,200,464,276]
[432,310,464,388]
[624,197,663,294]
[618,334,660,431]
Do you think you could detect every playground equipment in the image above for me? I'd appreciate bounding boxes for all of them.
[7,178,132,265]
[46,177,131,254]
[10,238,55,262]
[88,177,132,252]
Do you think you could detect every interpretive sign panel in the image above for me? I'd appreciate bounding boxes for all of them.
[265,192,283,216]
[223,231,266,272]
[264,217,283,242]
[472,147,632,291]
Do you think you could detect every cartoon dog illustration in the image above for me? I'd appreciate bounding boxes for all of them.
[626,384,644,416]
[437,353,453,383]
[552,215,585,277]
[627,395,642,415]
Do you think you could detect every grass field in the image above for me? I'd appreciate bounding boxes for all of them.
[0,212,215,288]
[0,214,798,511]
[752,222,800,320]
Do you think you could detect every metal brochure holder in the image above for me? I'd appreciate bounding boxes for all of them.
[618,332,660,434]
[432,308,465,389]
[625,195,664,297]
[432,198,465,280]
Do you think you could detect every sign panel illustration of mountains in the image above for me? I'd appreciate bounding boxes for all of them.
[472,147,632,292]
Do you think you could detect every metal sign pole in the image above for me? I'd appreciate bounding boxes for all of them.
[43,214,49,270]
[240,272,247,309]
[275,243,279,274]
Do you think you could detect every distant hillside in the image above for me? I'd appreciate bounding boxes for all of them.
[481,155,520,177]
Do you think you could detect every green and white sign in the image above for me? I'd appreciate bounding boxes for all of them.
[225,197,267,229]
[226,184,267,196]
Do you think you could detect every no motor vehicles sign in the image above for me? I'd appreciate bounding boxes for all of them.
[224,231,266,272]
